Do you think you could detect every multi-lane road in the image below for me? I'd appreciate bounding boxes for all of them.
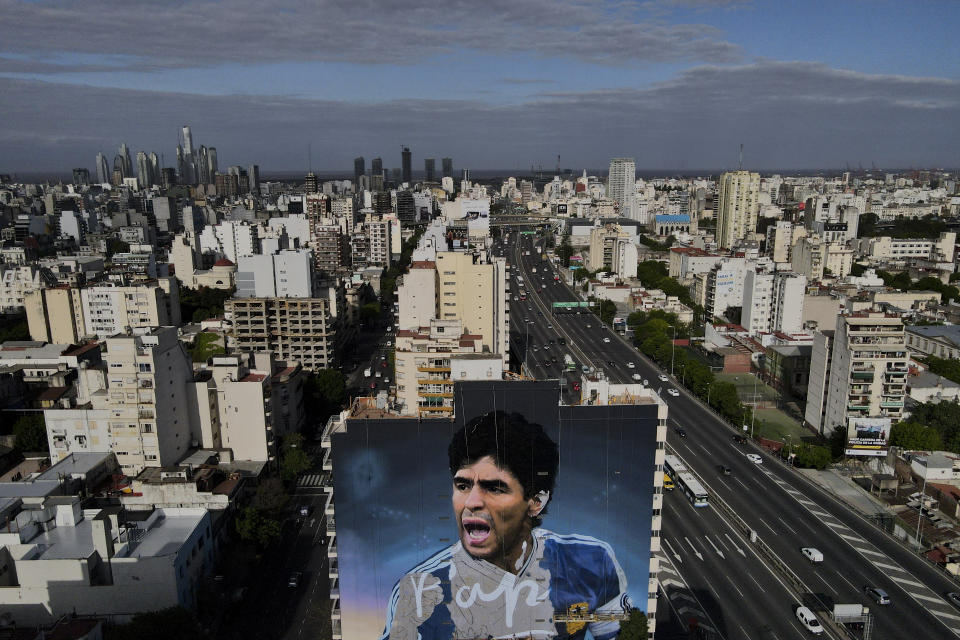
[502,231,960,639]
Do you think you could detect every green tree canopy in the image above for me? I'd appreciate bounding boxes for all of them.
[617,608,649,640]
[13,414,47,452]
[235,506,282,548]
[890,421,945,451]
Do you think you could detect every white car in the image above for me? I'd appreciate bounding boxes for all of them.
[801,548,824,563]
[667,388,679,397]
[658,374,668,382]
[627,362,636,369]
[746,453,762,464]
[603,337,611,343]
[795,606,823,634]
[632,374,642,381]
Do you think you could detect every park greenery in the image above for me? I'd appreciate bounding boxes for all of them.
[0,312,30,343]
[858,212,947,239]
[279,433,311,483]
[636,234,674,251]
[235,477,288,548]
[924,356,960,386]
[635,260,693,307]
[889,401,960,453]
[380,227,425,318]
[556,232,574,268]
[12,414,47,452]
[618,608,649,640]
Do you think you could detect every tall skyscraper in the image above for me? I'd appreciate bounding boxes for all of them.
[72,168,90,185]
[207,147,218,180]
[401,147,411,184]
[607,158,635,215]
[371,157,383,179]
[305,172,318,194]
[442,157,453,179]
[181,125,194,156]
[248,164,260,196]
[716,170,761,249]
[354,157,365,185]
[136,151,151,189]
[118,143,133,178]
[148,152,160,184]
[424,158,435,182]
[95,152,110,184]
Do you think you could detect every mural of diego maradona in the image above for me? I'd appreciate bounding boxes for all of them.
[381,411,630,639]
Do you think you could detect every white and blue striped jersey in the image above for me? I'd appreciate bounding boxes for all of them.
[381,528,630,640]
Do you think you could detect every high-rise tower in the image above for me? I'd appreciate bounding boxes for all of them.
[354,157,365,185]
[401,147,411,184]
[716,170,760,249]
[95,152,110,184]
[607,158,635,215]
[424,158,435,182]
[442,157,453,179]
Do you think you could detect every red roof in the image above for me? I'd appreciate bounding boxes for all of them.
[410,261,436,269]
[240,373,267,383]
[213,258,235,267]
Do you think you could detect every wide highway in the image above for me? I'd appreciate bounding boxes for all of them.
[500,230,960,640]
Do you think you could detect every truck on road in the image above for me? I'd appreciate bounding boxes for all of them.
[364,368,372,378]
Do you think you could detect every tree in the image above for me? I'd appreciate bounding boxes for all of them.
[279,433,311,482]
[360,302,382,325]
[179,286,234,323]
[618,608,649,640]
[235,506,282,548]
[890,421,944,451]
[13,414,47,452]
[104,607,203,640]
[791,444,832,469]
[557,233,574,268]
[573,267,591,283]
[105,238,130,258]
[304,369,347,423]
[924,356,960,386]
[725,306,742,325]
[0,312,30,343]
[598,300,617,325]
[250,477,289,514]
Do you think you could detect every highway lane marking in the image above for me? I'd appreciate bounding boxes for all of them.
[724,533,747,557]
[760,519,779,536]
[776,516,792,531]
[856,547,885,557]
[836,571,859,594]
[913,592,952,604]
[664,537,684,564]
[891,576,928,589]
[684,536,704,561]
[704,535,725,558]
[735,477,751,491]
[823,520,849,530]
[697,443,711,456]
[837,532,861,542]
[815,573,838,596]
[872,560,906,572]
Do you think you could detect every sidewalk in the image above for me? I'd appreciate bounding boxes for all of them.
[795,467,893,517]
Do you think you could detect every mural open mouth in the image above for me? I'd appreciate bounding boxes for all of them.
[463,519,491,545]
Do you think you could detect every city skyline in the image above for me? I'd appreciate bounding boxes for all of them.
[1,0,958,173]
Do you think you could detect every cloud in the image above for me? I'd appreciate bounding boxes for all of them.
[1,61,957,173]
[0,0,741,69]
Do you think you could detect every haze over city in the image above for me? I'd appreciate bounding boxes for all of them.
[1,0,959,173]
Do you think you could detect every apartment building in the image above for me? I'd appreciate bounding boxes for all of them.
[44,327,194,475]
[396,261,438,330]
[851,232,956,264]
[434,251,509,367]
[791,235,853,280]
[716,170,760,249]
[226,297,337,371]
[812,311,908,439]
[742,270,806,336]
[0,496,213,624]
[394,319,503,416]
[588,223,634,274]
[236,249,314,298]
[0,265,57,312]
[80,278,181,339]
[702,258,748,319]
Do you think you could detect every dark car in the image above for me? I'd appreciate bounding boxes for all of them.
[675,428,687,438]
[733,435,748,445]
[558,337,566,345]
[720,466,732,476]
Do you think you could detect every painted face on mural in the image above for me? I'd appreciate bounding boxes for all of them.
[452,455,544,572]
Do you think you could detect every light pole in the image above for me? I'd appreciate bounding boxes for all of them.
[916,475,927,551]
[707,381,713,408]
[669,324,677,376]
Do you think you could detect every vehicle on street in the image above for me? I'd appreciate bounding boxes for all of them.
[627,362,636,369]
[632,374,642,381]
[363,368,371,378]
[864,586,890,605]
[720,465,732,476]
[795,606,823,634]
[658,374,668,382]
[733,435,749,445]
[643,379,649,386]
[947,592,960,609]
[675,428,687,438]
[581,365,590,373]
[586,324,592,328]
[802,548,824,563]
[369,382,376,389]
[558,337,566,345]
[572,382,580,391]
[288,571,303,588]
[746,453,763,464]
[299,505,311,517]
[603,337,611,343]
[547,324,553,329]
[384,377,390,384]
[667,388,679,397]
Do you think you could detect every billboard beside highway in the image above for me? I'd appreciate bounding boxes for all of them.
[846,416,891,456]
[331,380,660,639]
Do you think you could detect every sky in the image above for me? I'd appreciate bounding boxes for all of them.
[1,0,958,175]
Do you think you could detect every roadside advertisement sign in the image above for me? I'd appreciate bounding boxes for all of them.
[845,417,891,456]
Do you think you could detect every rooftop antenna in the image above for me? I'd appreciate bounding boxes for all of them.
[738,143,743,171]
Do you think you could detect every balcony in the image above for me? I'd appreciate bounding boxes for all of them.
[419,405,453,413]
[881,401,904,408]
[417,377,450,384]
[138,410,154,419]
[330,578,340,599]
[328,557,338,578]
[847,404,870,411]
[138,380,153,389]
[850,369,874,380]
[332,618,342,640]
[419,392,454,398]
[417,365,451,373]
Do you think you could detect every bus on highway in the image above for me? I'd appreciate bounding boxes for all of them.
[664,454,709,507]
